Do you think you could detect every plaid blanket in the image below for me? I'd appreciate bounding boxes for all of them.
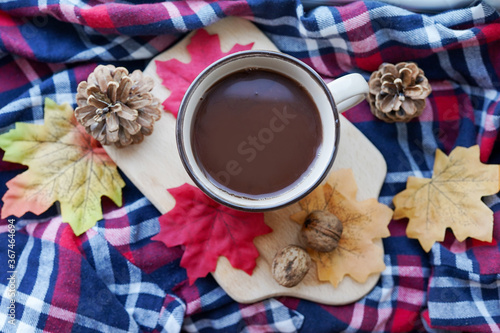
[1,1,500,332]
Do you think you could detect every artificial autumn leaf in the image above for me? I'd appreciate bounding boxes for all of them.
[0,98,125,235]
[155,28,254,117]
[291,169,392,287]
[393,145,500,252]
[152,183,272,284]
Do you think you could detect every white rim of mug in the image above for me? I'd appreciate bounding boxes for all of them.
[176,50,340,212]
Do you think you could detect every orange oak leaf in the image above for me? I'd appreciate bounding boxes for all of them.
[393,145,500,252]
[155,28,254,117]
[291,169,392,287]
[152,184,272,284]
[0,98,125,235]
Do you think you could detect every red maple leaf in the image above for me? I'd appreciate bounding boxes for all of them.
[152,184,272,284]
[155,29,254,118]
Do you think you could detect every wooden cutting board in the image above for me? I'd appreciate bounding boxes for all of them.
[104,17,387,305]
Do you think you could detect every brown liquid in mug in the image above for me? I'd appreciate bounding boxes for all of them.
[192,69,322,198]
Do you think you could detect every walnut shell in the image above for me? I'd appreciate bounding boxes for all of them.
[300,210,343,252]
[272,245,311,288]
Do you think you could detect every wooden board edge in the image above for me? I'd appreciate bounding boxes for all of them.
[102,16,389,306]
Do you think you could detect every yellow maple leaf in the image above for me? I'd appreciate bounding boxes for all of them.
[0,98,125,235]
[291,169,393,287]
[393,145,500,252]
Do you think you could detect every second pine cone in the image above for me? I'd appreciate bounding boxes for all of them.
[368,62,431,123]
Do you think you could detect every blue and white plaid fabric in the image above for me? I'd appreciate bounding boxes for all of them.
[1,1,500,332]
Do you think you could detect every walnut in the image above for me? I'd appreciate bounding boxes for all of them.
[300,210,343,252]
[272,245,311,288]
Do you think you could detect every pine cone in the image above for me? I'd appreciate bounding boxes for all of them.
[75,65,162,148]
[368,62,431,123]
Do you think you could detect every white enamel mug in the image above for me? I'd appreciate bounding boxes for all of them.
[177,50,368,211]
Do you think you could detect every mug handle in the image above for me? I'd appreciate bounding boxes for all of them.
[327,73,369,114]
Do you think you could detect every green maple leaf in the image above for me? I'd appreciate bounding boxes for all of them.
[0,98,125,235]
